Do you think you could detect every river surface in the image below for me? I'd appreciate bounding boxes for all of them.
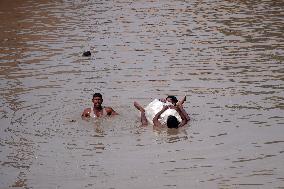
[0,0,283,188]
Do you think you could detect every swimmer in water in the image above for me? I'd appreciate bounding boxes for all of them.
[82,93,118,119]
[134,96,190,128]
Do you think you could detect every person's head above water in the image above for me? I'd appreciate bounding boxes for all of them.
[82,92,118,118]
[166,96,178,105]
[93,93,102,99]
[166,115,180,128]
[92,93,103,108]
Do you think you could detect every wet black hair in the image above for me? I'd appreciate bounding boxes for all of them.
[166,115,180,128]
[93,93,103,99]
[166,95,178,104]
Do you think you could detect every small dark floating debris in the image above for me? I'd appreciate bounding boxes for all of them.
[82,51,91,57]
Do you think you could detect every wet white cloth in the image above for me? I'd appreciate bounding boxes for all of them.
[144,99,182,125]
[89,107,106,118]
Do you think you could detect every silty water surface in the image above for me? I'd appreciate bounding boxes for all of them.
[0,0,283,188]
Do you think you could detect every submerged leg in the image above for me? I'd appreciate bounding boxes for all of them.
[134,101,148,126]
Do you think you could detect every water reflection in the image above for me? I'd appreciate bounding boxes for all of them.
[152,126,189,144]
[166,128,189,144]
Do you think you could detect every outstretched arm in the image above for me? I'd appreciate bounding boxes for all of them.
[153,105,168,127]
[168,105,189,127]
[176,95,186,106]
[176,105,190,127]
[134,101,148,126]
[178,105,190,121]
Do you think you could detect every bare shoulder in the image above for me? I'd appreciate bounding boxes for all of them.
[104,106,118,115]
[84,108,91,112]
[82,108,91,117]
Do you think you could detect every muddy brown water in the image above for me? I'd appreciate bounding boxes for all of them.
[0,0,283,188]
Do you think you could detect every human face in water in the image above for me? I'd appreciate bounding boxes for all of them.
[92,97,103,108]
[166,97,175,105]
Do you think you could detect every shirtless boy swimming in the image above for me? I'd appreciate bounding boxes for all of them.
[82,93,118,118]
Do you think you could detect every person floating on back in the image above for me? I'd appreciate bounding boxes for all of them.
[82,93,118,119]
[134,96,190,128]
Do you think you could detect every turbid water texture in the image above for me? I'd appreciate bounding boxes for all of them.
[0,0,283,188]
